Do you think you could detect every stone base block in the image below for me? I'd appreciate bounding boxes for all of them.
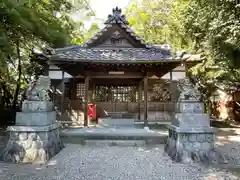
[164,128,227,164]
[22,101,53,112]
[172,113,210,128]
[16,111,56,126]
[0,123,64,164]
[175,101,204,113]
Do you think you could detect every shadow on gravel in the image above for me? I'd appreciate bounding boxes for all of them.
[211,120,240,128]
[213,128,240,177]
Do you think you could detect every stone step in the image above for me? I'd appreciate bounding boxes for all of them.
[62,136,166,145]
[60,128,168,145]
[65,140,160,147]
[107,112,132,118]
[122,113,137,118]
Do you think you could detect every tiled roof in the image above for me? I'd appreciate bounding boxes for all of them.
[46,7,190,63]
[50,46,174,62]
[83,7,150,48]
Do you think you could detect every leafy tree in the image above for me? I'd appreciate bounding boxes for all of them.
[125,0,240,115]
[125,0,173,44]
[126,0,240,88]
[72,23,100,44]
[170,0,240,104]
[0,0,92,109]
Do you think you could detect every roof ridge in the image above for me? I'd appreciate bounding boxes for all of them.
[104,7,129,25]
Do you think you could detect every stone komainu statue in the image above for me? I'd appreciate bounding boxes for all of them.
[26,75,51,101]
[177,77,201,101]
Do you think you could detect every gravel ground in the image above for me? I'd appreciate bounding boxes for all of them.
[0,143,240,180]
[215,128,240,165]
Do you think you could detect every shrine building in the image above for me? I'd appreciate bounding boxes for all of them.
[36,7,201,127]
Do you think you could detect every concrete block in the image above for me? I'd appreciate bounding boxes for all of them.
[22,101,53,112]
[15,111,56,126]
[172,113,210,128]
[176,101,204,113]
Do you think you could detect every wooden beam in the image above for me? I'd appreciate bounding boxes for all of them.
[93,78,139,85]
[84,76,90,127]
[92,75,143,79]
[87,71,144,78]
[143,76,148,127]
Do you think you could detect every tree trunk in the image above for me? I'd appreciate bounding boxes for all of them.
[12,41,22,109]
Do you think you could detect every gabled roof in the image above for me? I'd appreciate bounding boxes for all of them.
[82,7,151,48]
[45,7,192,63]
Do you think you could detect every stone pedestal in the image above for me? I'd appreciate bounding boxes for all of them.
[165,100,227,164]
[0,76,63,164]
[2,124,63,164]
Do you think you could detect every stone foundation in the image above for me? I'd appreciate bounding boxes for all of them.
[1,124,63,164]
[165,127,227,164]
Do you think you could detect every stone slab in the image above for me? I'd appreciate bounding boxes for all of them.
[16,111,56,126]
[172,113,210,128]
[166,124,217,133]
[7,123,61,132]
[22,101,53,112]
[60,127,168,137]
[175,101,204,113]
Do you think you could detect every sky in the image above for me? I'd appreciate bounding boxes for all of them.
[85,0,131,29]
[90,0,131,19]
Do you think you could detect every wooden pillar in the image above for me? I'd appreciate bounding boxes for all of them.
[138,81,142,120]
[72,76,77,100]
[89,79,93,102]
[143,76,148,127]
[43,63,49,76]
[60,71,65,116]
[92,81,96,102]
[184,62,189,77]
[170,71,173,80]
[84,76,90,127]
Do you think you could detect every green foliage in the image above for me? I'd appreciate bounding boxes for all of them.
[125,0,240,116]
[72,23,100,44]
[125,0,240,92]
[173,0,240,91]
[125,0,173,44]
[0,0,91,107]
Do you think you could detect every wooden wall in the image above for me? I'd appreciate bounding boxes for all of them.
[51,78,179,124]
